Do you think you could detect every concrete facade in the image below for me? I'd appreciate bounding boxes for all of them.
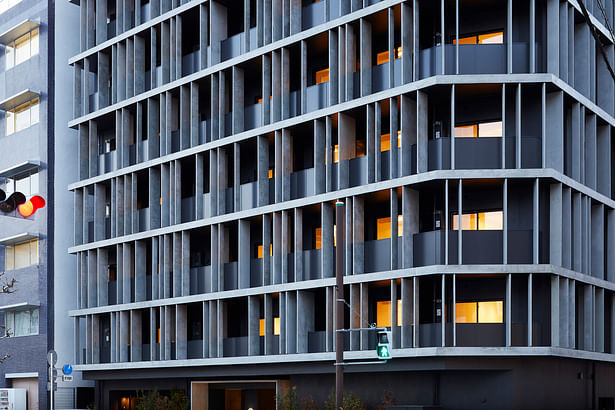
[67,0,615,408]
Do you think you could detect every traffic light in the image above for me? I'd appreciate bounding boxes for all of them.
[376,330,392,359]
[0,189,44,217]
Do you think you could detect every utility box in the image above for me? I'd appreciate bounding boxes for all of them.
[0,389,27,410]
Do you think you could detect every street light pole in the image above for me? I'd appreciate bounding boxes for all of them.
[335,200,345,410]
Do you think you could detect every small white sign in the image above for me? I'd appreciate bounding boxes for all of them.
[62,375,73,382]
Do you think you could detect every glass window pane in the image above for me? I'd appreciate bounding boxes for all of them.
[15,176,30,196]
[455,302,478,323]
[14,242,30,269]
[478,32,504,44]
[15,310,30,336]
[30,173,39,195]
[376,217,391,240]
[5,312,14,336]
[6,111,15,135]
[454,124,478,138]
[478,121,503,138]
[30,309,39,335]
[15,105,31,132]
[30,101,39,125]
[5,246,14,270]
[30,29,39,56]
[453,36,477,45]
[478,301,504,323]
[376,301,392,328]
[274,317,280,335]
[478,211,504,230]
[14,33,30,66]
[30,240,39,265]
[5,45,14,69]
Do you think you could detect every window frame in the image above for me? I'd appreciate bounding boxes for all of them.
[4,239,39,271]
[5,28,39,70]
[5,97,40,136]
[4,307,39,337]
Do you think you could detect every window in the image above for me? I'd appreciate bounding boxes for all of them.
[314,225,337,249]
[380,131,402,151]
[4,308,39,337]
[376,47,402,65]
[257,244,272,258]
[5,239,39,270]
[376,216,403,240]
[454,121,502,138]
[1,172,39,197]
[455,301,503,323]
[376,300,402,327]
[259,317,280,336]
[5,28,39,69]
[453,31,503,45]
[451,211,503,231]
[5,98,39,135]
[315,68,329,84]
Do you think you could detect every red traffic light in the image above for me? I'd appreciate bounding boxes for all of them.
[18,195,45,217]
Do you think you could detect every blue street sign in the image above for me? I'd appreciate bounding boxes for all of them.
[62,364,73,375]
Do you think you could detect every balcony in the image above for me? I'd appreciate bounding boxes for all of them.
[419,43,530,78]
[413,229,532,266]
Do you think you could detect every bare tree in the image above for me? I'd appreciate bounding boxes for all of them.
[0,271,17,363]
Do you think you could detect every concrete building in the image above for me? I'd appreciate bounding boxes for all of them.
[0,0,92,408]
[0,0,54,407]
[66,0,615,408]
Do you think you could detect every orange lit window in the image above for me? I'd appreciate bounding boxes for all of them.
[455,301,503,323]
[376,300,402,327]
[257,95,273,103]
[453,31,503,45]
[259,317,281,336]
[315,68,329,84]
[257,244,273,258]
[376,51,389,65]
[396,46,402,59]
[380,130,402,151]
[333,144,339,163]
[376,216,403,240]
[452,211,503,231]
[157,328,161,343]
[268,168,273,179]
[315,225,338,249]
[455,121,502,138]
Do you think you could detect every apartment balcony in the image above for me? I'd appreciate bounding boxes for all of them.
[427,136,542,171]
[419,43,531,78]
[413,229,533,266]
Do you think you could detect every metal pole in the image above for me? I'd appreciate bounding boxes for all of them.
[49,352,54,410]
[335,200,345,410]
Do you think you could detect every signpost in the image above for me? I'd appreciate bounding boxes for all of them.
[47,350,73,410]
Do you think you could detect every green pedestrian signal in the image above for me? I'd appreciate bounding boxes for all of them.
[376,330,392,359]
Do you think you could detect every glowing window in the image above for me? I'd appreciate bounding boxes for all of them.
[315,68,329,84]
[333,144,339,163]
[453,31,503,45]
[455,301,503,323]
[268,169,273,179]
[452,211,503,231]
[259,317,280,336]
[455,121,502,138]
[315,225,337,249]
[380,131,402,151]
[376,300,402,327]
[257,244,273,258]
[376,216,403,240]
[376,51,389,65]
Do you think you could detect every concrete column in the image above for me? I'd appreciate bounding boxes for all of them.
[401,2,413,83]
[151,237,159,300]
[314,119,326,194]
[262,55,271,125]
[96,249,108,307]
[163,235,171,298]
[413,276,419,347]
[135,240,146,302]
[584,285,594,351]
[263,213,272,285]
[87,250,97,308]
[401,277,413,348]
[272,51,281,123]
[349,284,360,350]
[390,97,399,179]
[591,204,605,279]
[366,104,375,183]
[286,292,297,354]
[329,29,338,106]
[390,188,398,270]
[208,301,218,357]
[257,135,269,206]
[326,286,334,351]
[301,41,307,114]
[297,291,314,353]
[210,150,218,216]
[130,310,142,361]
[233,67,245,134]
[546,91,564,172]
[264,293,273,354]
[402,186,419,268]
[273,212,282,284]
[549,184,563,266]
[248,295,260,355]
[322,202,334,279]
[360,283,368,349]
[239,220,250,289]
[352,196,364,275]
[294,208,303,281]
[546,0,559,75]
